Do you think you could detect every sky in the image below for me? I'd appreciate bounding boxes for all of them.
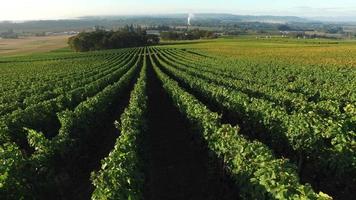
[1,0,356,21]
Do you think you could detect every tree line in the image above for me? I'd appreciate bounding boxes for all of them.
[160,29,217,40]
[0,29,18,39]
[68,26,159,52]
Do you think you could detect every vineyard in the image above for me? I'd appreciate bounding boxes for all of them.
[0,40,355,199]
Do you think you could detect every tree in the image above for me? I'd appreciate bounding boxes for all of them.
[278,25,292,31]
[68,27,160,52]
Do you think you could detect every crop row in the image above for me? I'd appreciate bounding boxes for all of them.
[92,49,148,200]
[0,49,143,199]
[0,46,351,199]
[0,52,132,117]
[151,48,355,198]
[0,49,141,147]
[161,49,355,122]
[164,48,356,103]
[148,48,330,199]
[0,49,135,108]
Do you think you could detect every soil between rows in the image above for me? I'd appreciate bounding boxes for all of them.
[144,57,239,200]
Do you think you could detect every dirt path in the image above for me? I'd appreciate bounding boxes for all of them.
[144,59,210,200]
[144,57,239,200]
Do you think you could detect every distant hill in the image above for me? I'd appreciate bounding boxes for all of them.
[308,16,356,23]
[0,13,352,34]
[81,13,308,24]
[192,14,307,23]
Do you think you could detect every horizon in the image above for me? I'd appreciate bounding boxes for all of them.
[1,0,356,21]
[1,13,356,24]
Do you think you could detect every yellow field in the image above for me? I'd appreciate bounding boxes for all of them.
[2,35,356,68]
[0,35,69,56]
[162,37,356,67]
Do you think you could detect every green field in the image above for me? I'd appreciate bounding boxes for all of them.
[0,37,355,199]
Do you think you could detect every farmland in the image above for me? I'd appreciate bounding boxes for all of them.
[0,37,355,199]
[0,35,70,56]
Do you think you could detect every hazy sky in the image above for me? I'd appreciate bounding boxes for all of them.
[1,0,356,20]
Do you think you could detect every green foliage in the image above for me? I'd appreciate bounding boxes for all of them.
[0,143,28,200]
[1,42,353,199]
[154,48,356,186]
[149,49,331,199]
[0,48,142,198]
[68,28,159,52]
[161,29,217,40]
[92,50,148,200]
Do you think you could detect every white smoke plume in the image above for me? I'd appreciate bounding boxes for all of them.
[188,13,194,26]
